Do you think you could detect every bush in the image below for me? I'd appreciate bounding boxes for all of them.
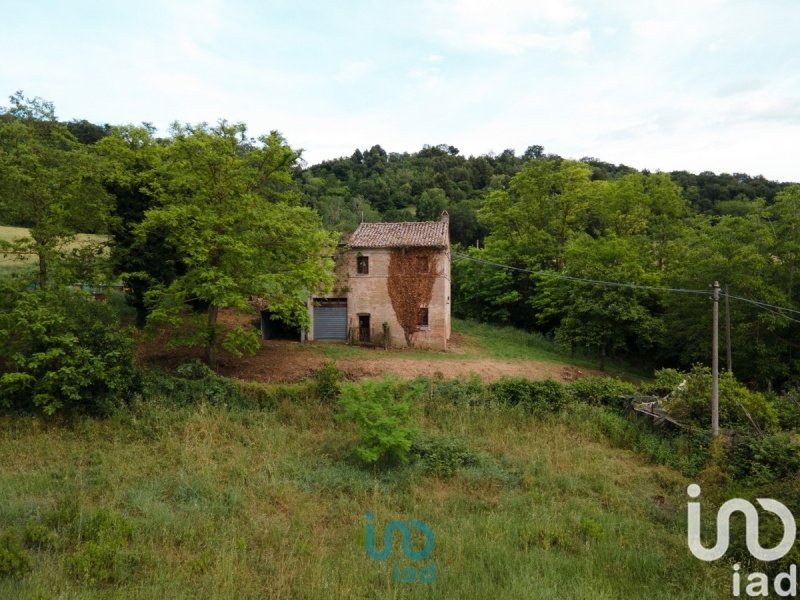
[424,375,487,407]
[773,388,800,430]
[0,288,140,415]
[566,376,637,411]
[174,360,215,380]
[0,530,31,578]
[663,365,779,433]
[729,432,800,484]
[411,434,480,477]
[315,362,342,403]
[336,378,420,465]
[490,377,567,415]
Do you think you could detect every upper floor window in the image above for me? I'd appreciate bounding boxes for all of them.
[357,255,369,274]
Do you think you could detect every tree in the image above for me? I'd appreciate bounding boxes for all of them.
[96,125,182,326]
[535,234,665,370]
[139,121,335,367]
[0,92,110,288]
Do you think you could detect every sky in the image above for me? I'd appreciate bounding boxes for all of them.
[1,0,798,181]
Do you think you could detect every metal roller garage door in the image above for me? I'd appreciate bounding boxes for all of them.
[313,299,347,340]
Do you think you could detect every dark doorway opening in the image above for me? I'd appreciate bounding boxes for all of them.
[260,311,301,340]
[358,314,371,343]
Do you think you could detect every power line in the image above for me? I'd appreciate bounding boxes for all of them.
[453,252,709,295]
[454,251,800,320]
[723,293,800,317]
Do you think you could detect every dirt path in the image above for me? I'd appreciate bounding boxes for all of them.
[211,340,592,383]
[138,313,597,384]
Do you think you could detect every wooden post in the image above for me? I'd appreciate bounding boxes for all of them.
[724,285,732,373]
[712,281,720,437]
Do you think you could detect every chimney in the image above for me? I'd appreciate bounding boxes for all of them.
[440,210,449,224]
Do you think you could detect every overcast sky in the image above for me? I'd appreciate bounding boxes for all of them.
[1,0,798,181]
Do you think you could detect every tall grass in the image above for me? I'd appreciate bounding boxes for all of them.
[0,375,729,599]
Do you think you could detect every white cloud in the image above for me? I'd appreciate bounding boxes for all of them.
[423,0,589,54]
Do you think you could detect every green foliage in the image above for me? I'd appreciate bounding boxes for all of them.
[0,530,31,578]
[336,378,420,465]
[96,124,180,328]
[138,121,335,366]
[0,92,112,289]
[174,359,215,380]
[220,325,260,358]
[489,377,567,415]
[0,288,139,415]
[142,368,312,410]
[411,434,480,477]
[663,365,779,433]
[566,377,637,411]
[419,374,488,407]
[314,361,341,403]
[773,387,800,430]
[728,432,800,484]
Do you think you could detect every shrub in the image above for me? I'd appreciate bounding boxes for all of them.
[315,362,342,403]
[490,377,567,415]
[336,378,420,465]
[0,288,139,415]
[0,530,31,578]
[773,388,800,430]
[426,375,487,407]
[175,359,214,380]
[566,376,637,411]
[729,432,800,484]
[664,366,779,433]
[411,434,480,477]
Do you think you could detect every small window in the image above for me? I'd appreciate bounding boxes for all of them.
[418,307,429,328]
[357,256,369,274]
[416,256,429,273]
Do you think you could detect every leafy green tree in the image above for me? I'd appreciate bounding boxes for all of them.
[768,185,800,302]
[663,209,793,386]
[479,159,593,271]
[0,92,110,288]
[535,234,665,370]
[139,121,335,367]
[96,125,182,326]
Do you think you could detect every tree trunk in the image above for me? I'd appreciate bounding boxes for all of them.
[599,341,606,371]
[205,304,219,368]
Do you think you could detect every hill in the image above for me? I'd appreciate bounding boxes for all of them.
[0,382,728,599]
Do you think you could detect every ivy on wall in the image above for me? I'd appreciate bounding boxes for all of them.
[387,248,439,346]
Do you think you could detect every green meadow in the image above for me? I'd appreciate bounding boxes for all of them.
[0,377,728,599]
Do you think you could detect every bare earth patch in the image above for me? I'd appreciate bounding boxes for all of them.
[137,311,599,384]
[218,340,591,384]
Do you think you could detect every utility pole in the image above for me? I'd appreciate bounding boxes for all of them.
[724,285,732,373]
[711,281,720,437]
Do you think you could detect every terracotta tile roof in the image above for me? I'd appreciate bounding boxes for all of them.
[348,221,448,249]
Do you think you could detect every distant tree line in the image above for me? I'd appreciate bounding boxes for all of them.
[2,90,799,400]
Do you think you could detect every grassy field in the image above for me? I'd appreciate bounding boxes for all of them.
[0,384,728,599]
[0,226,106,273]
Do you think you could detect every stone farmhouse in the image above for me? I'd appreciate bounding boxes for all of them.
[305,212,451,350]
